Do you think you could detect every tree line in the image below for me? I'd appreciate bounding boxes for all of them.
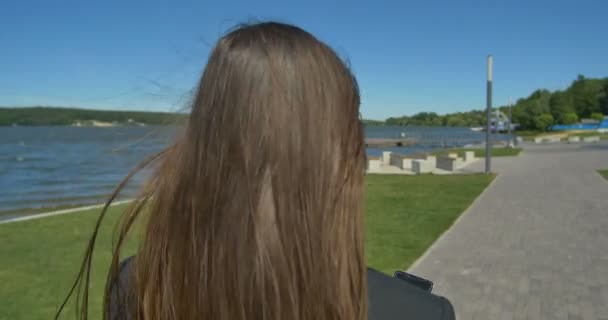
[366,75,608,131]
[4,75,607,130]
[507,75,607,131]
[383,110,487,127]
[0,107,188,126]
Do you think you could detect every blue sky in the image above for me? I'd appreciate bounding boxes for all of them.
[1,0,607,120]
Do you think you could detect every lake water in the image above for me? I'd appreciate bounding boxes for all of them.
[0,126,508,218]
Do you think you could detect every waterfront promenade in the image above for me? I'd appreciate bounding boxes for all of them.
[410,142,608,319]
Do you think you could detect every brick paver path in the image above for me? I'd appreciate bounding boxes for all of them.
[409,142,608,319]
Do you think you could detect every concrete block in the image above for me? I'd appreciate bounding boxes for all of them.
[388,153,411,169]
[412,160,432,174]
[534,137,543,144]
[382,151,392,165]
[424,155,437,168]
[448,152,458,158]
[544,137,561,143]
[367,159,381,171]
[464,151,476,162]
[583,136,600,143]
[567,136,580,143]
[437,156,458,171]
[401,158,413,170]
[389,153,401,167]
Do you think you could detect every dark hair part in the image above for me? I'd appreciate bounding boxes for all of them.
[57,21,366,320]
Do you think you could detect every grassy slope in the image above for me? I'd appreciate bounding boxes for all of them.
[434,147,522,158]
[599,170,608,180]
[1,174,494,319]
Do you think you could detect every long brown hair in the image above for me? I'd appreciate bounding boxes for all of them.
[58,21,367,320]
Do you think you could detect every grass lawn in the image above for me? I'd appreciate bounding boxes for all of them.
[571,132,608,140]
[516,131,608,141]
[599,170,608,180]
[434,147,522,158]
[0,204,139,319]
[0,174,494,319]
[515,131,549,141]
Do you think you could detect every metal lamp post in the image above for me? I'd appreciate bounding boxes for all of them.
[508,97,513,147]
[485,55,493,174]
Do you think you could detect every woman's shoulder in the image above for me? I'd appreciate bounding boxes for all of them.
[367,268,455,320]
[114,259,454,320]
[108,256,136,320]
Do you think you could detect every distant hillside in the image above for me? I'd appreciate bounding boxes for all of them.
[6,75,607,130]
[0,107,188,126]
[361,119,385,126]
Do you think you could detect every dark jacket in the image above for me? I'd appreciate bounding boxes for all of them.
[110,257,455,320]
[367,268,455,320]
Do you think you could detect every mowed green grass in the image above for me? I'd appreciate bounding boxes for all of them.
[365,174,494,273]
[599,170,608,180]
[434,147,522,158]
[516,131,608,141]
[0,174,494,319]
[571,132,608,139]
[0,204,139,319]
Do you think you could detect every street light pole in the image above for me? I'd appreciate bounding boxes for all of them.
[485,55,493,174]
[508,96,513,147]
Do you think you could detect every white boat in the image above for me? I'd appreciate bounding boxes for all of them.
[470,127,484,132]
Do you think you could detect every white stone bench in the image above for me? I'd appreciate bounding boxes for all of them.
[583,136,600,143]
[389,153,412,170]
[567,136,580,143]
[382,151,392,165]
[436,156,464,172]
[367,158,381,171]
[423,155,436,168]
[544,137,561,143]
[404,153,436,168]
[412,160,433,174]
[464,151,476,162]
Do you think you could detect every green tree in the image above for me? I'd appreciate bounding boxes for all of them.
[0,107,186,126]
[591,112,604,121]
[600,83,608,115]
[562,112,579,124]
[569,75,603,117]
[385,117,399,126]
[549,91,575,124]
[446,115,467,127]
[534,113,554,131]
[511,90,551,130]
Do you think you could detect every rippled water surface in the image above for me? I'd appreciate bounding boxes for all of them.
[0,125,507,216]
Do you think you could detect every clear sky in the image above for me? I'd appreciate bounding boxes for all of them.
[1,0,607,120]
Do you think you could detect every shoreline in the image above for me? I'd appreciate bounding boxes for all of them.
[0,199,133,225]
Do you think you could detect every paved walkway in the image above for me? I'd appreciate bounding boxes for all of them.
[409,142,608,319]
